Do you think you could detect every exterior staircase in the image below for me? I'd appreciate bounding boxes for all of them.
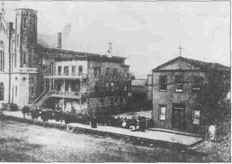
[30,90,51,109]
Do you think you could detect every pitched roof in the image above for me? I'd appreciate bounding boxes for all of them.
[152,56,230,72]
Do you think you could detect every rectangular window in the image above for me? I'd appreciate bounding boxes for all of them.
[106,67,110,76]
[159,76,167,91]
[159,105,166,120]
[175,75,184,92]
[23,18,27,29]
[94,67,101,77]
[78,66,83,75]
[193,110,200,125]
[64,66,69,75]
[58,66,62,75]
[193,76,202,91]
[23,52,26,64]
[110,97,114,105]
[113,68,118,77]
[72,66,76,75]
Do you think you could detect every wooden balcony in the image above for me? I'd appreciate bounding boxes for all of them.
[44,73,88,79]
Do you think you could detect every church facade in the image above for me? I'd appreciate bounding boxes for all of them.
[0,8,131,114]
[152,56,230,133]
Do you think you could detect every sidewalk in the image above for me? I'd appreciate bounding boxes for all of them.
[2,111,202,147]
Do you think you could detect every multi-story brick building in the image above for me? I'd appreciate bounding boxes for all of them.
[0,8,131,114]
[151,56,230,133]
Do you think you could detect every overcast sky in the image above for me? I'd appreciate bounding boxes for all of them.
[3,1,230,78]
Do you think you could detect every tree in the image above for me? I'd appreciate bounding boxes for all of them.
[195,68,230,126]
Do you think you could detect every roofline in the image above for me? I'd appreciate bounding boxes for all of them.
[38,45,126,62]
[152,56,230,72]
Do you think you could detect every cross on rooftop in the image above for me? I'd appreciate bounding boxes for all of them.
[178,45,183,57]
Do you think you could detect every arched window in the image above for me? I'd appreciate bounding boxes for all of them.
[0,41,4,72]
[0,82,4,100]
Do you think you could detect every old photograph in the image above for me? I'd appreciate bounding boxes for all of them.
[0,0,230,162]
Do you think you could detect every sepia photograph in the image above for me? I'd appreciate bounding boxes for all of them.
[0,0,230,162]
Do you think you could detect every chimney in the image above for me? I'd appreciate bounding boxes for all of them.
[57,32,62,49]
[107,42,112,57]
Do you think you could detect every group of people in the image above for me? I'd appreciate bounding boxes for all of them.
[21,105,151,132]
[90,114,150,132]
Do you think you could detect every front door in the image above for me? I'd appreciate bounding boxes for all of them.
[172,105,186,130]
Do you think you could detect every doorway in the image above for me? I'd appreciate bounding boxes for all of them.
[172,104,186,130]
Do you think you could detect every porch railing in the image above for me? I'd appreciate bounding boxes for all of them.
[50,91,82,97]
[45,73,88,79]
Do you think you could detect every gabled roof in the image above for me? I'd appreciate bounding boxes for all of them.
[152,56,230,72]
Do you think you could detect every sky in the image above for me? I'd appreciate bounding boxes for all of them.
[3,1,231,78]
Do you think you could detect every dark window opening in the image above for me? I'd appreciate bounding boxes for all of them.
[72,66,76,75]
[64,66,69,75]
[106,67,110,76]
[78,66,83,75]
[23,52,26,65]
[175,75,184,92]
[58,66,62,75]
[110,97,114,105]
[0,82,4,100]
[193,76,202,91]
[94,67,101,77]
[159,76,167,91]
[113,68,118,77]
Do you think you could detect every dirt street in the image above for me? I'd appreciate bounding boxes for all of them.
[0,119,196,162]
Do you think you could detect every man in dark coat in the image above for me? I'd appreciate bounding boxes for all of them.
[22,104,30,118]
[91,116,97,128]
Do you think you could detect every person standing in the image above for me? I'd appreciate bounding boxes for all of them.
[91,115,97,128]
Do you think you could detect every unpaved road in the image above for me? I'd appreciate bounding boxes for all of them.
[0,119,195,162]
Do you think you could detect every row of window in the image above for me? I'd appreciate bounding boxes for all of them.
[95,82,128,93]
[158,104,200,125]
[56,65,83,76]
[109,96,126,106]
[93,67,127,78]
[159,75,202,92]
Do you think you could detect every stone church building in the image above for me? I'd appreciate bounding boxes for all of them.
[0,8,131,114]
[152,56,230,133]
